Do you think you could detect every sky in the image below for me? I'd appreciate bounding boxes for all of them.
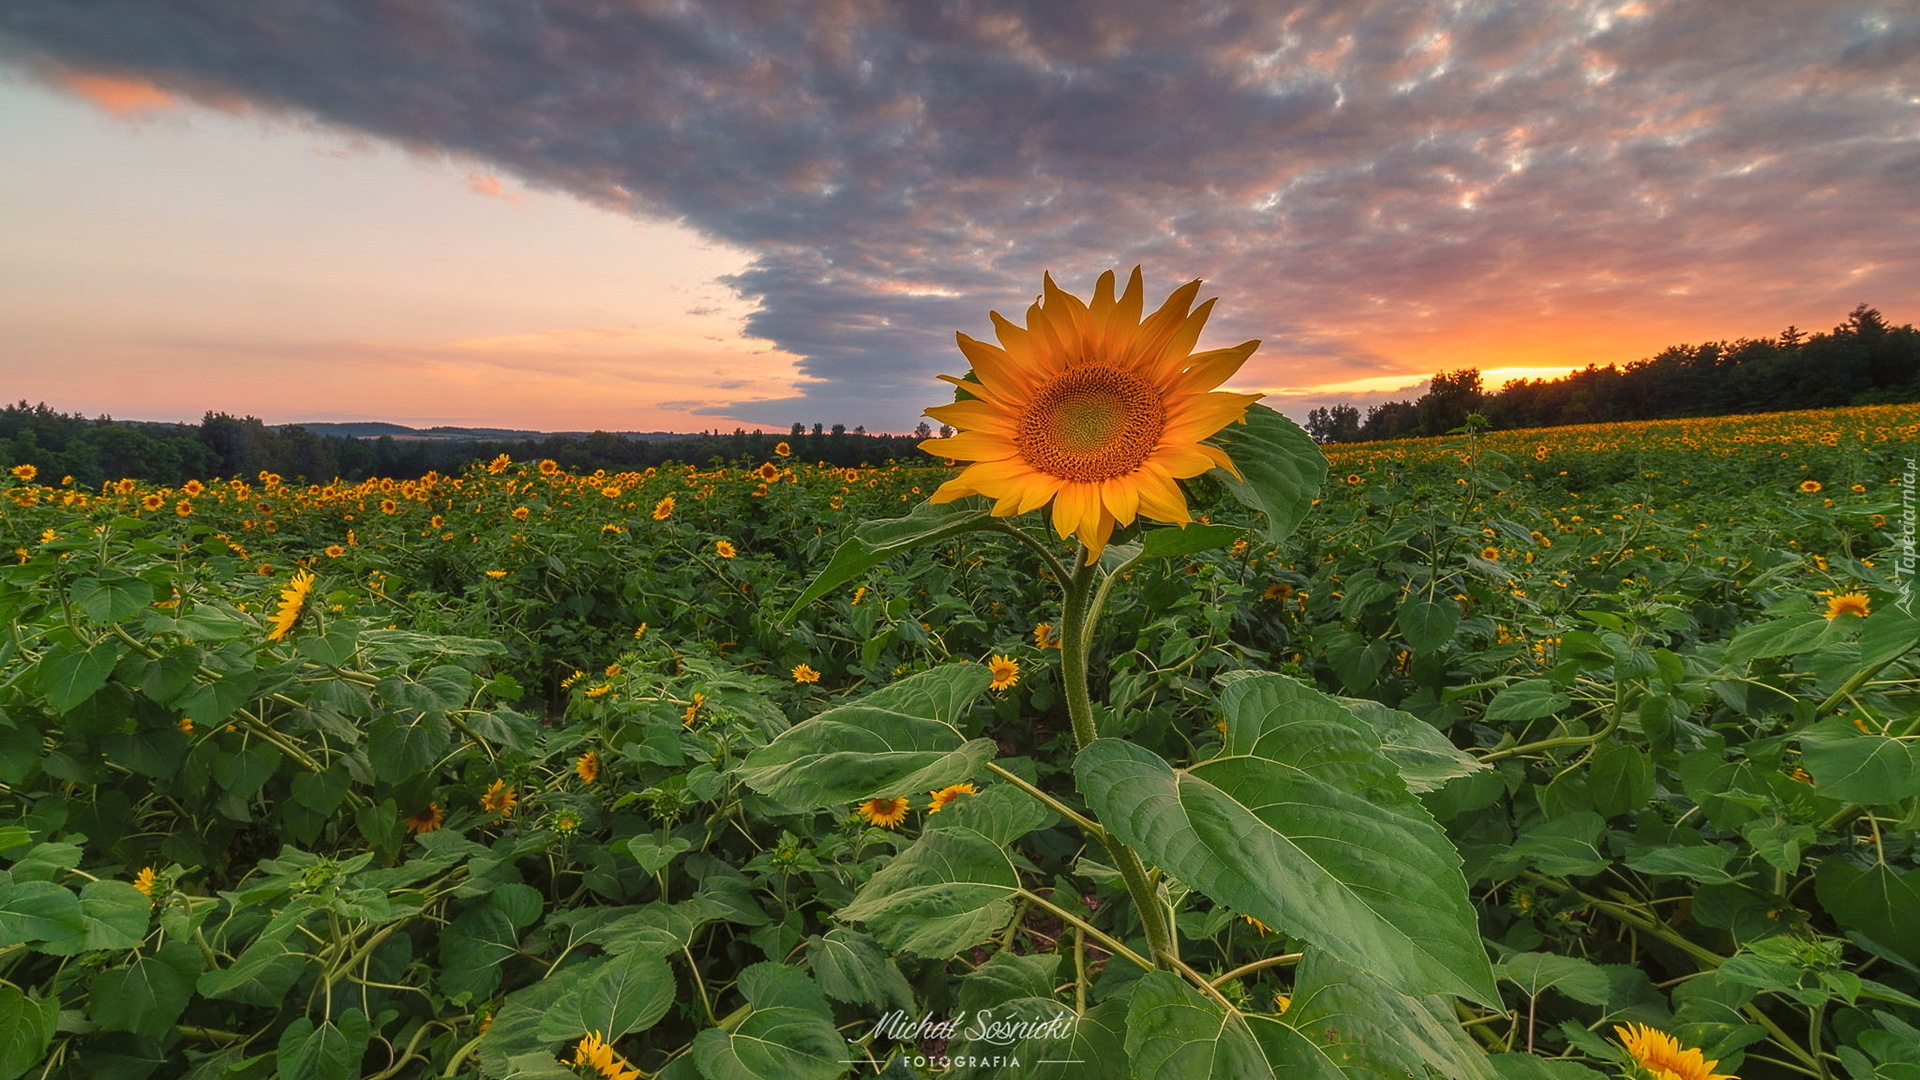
[1,1,1916,434]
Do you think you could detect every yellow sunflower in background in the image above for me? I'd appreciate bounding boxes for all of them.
[266,570,315,641]
[1824,592,1870,619]
[1613,1023,1736,1080]
[923,268,1261,561]
[857,796,912,828]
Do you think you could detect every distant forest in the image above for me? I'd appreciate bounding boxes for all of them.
[0,407,944,488]
[1305,304,1920,443]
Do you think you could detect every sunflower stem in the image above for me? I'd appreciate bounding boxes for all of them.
[1058,543,1175,969]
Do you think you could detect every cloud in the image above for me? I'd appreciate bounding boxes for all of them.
[3,0,1915,429]
[52,69,172,116]
[464,171,517,201]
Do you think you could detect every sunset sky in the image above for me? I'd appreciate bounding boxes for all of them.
[1,2,1915,433]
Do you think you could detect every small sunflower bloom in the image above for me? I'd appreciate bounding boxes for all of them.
[1825,592,1870,619]
[1033,622,1061,648]
[1799,479,1822,493]
[175,499,194,516]
[266,570,316,642]
[325,544,345,558]
[575,751,600,784]
[480,780,518,819]
[792,663,821,684]
[682,691,707,726]
[132,867,158,898]
[758,462,781,482]
[715,540,736,559]
[1481,546,1500,560]
[633,622,648,639]
[988,654,1020,691]
[652,495,674,520]
[572,1032,640,1080]
[404,804,444,835]
[774,441,792,457]
[9,464,36,481]
[141,493,165,511]
[1613,1023,1736,1080]
[857,796,912,829]
[601,486,622,498]
[927,782,975,813]
[511,506,530,521]
[485,569,508,578]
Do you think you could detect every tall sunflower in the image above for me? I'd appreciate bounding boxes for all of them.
[266,570,315,642]
[923,268,1261,561]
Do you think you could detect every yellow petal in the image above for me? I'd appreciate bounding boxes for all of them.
[934,430,1017,462]
[1102,475,1141,526]
[1043,271,1095,349]
[1087,269,1118,356]
[1174,341,1259,395]
[1134,463,1191,523]
[1112,266,1146,338]
[958,332,1034,400]
[1163,391,1261,442]
[1144,297,1217,382]
[925,399,1013,434]
[1081,508,1116,563]
[1050,482,1086,540]
[1128,279,1202,367]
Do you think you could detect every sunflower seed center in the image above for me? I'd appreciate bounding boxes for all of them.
[1015,365,1165,482]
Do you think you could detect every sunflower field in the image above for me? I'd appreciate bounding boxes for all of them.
[2,372,1919,1080]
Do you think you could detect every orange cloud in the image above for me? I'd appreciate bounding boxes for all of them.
[56,72,175,117]
[465,173,518,201]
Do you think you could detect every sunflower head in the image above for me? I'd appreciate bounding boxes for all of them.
[924,268,1261,562]
[857,796,912,828]
[1613,1023,1736,1080]
[1824,592,1870,619]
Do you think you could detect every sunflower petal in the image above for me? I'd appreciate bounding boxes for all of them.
[1174,340,1260,395]
[958,332,1034,399]
[1144,297,1217,381]
[934,430,1018,462]
[1102,475,1141,526]
[1134,463,1191,524]
[1129,279,1203,366]
[1163,391,1262,442]
[1113,266,1146,335]
[925,399,1013,434]
[1081,508,1116,563]
[1154,443,1222,479]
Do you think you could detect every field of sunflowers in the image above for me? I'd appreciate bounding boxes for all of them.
[0,395,1917,1080]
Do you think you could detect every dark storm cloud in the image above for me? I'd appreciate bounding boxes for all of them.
[4,0,1916,428]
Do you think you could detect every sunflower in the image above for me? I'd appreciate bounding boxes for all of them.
[774,441,792,457]
[791,663,821,684]
[988,654,1020,690]
[857,796,912,828]
[539,459,560,475]
[927,782,976,814]
[758,462,782,482]
[1613,1023,1736,1080]
[266,570,315,642]
[1824,592,1870,619]
[9,464,35,481]
[1032,622,1062,648]
[175,499,194,516]
[715,540,736,559]
[572,1032,640,1080]
[923,268,1260,562]
[652,494,675,520]
[404,804,444,835]
[141,494,165,511]
[601,486,622,498]
[480,780,518,818]
[1799,480,1822,493]
[575,751,600,783]
[132,866,158,897]
[325,544,345,558]
[1481,547,1500,560]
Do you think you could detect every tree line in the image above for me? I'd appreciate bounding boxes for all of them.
[0,406,944,488]
[1305,304,1920,443]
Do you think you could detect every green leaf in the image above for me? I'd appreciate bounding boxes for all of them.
[951,996,1130,1080]
[854,663,993,726]
[1798,718,1919,805]
[212,743,281,798]
[785,500,997,621]
[1487,1054,1609,1079]
[38,640,126,713]
[838,826,1020,958]
[1624,844,1748,885]
[1206,403,1327,545]
[1399,595,1460,655]
[1725,613,1829,666]
[1484,679,1570,722]
[690,963,846,1080]
[1495,953,1612,1006]
[276,1010,370,1080]
[1817,861,1920,965]
[0,985,59,1080]
[1334,694,1487,795]
[439,883,544,1001]
[0,720,39,785]
[1858,607,1920,667]
[1124,970,1278,1080]
[368,713,451,784]
[1140,523,1245,559]
[0,881,84,947]
[71,575,155,624]
[1282,951,1502,1080]
[37,879,151,955]
[1588,742,1655,818]
[739,700,994,808]
[1075,737,1497,1004]
[807,929,914,1012]
[89,945,199,1039]
[177,669,260,725]
[627,836,692,875]
[536,949,675,1041]
[926,782,1051,845]
[1493,812,1609,879]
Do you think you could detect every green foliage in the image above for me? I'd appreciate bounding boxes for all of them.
[0,399,1913,1079]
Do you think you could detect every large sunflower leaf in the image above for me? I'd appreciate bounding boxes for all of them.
[1122,970,1347,1080]
[784,499,996,620]
[740,665,994,807]
[690,964,847,1080]
[1281,951,1502,1079]
[837,826,1020,958]
[1205,403,1326,545]
[1075,737,1496,1004]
